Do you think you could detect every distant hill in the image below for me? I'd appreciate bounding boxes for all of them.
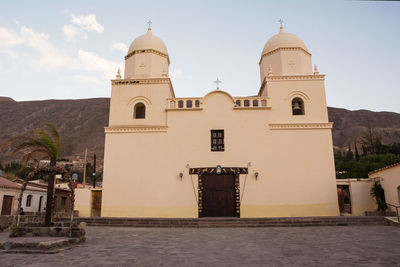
[0,97,109,163]
[1,97,400,163]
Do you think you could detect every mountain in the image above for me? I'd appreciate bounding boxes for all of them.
[0,97,109,163]
[329,107,400,149]
[1,97,400,163]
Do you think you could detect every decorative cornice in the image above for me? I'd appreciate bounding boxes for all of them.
[266,74,325,81]
[259,47,311,64]
[111,78,171,85]
[258,74,324,96]
[125,49,170,64]
[111,78,175,98]
[233,107,271,110]
[166,108,203,112]
[105,125,168,134]
[269,122,333,130]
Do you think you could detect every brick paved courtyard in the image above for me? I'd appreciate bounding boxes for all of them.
[1,226,399,266]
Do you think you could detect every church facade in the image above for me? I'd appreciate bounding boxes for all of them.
[101,25,340,218]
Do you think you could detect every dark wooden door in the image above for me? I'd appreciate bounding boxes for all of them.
[91,190,102,217]
[1,195,13,215]
[202,174,236,217]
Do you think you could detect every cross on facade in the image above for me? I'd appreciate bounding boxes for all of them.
[278,19,284,27]
[214,78,222,90]
[147,20,152,29]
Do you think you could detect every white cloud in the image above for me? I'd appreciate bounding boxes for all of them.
[71,14,104,33]
[78,49,120,79]
[111,42,128,54]
[0,27,24,46]
[170,68,183,79]
[74,74,102,84]
[21,26,70,69]
[62,25,87,42]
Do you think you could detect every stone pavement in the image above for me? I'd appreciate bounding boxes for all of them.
[1,226,399,266]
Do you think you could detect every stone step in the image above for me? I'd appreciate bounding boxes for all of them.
[54,216,387,228]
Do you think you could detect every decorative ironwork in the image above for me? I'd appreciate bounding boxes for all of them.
[189,167,248,175]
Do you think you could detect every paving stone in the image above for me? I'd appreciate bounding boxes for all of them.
[1,226,400,265]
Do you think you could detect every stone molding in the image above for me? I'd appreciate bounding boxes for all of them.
[258,74,325,96]
[259,47,311,64]
[125,49,170,64]
[111,78,175,98]
[269,122,333,130]
[267,74,325,81]
[105,126,168,134]
[111,78,171,85]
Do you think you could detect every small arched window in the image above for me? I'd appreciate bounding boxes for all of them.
[134,103,146,119]
[244,100,250,107]
[292,97,305,115]
[26,195,32,207]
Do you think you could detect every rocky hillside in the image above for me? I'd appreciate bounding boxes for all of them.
[1,96,400,163]
[329,107,400,149]
[0,97,109,163]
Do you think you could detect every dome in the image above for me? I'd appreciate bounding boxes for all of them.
[262,27,308,55]
[128,28,168,55]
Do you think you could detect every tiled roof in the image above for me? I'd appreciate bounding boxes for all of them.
[0,177,21,190]
[368,161,400,176]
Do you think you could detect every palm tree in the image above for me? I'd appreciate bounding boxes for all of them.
[9,123,61,226]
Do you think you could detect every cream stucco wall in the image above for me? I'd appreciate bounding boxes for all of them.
[74,188,92,217]
[102,88,339,218]
[370,164,400,210]
[0,188,20,215]
[337,179,376,216]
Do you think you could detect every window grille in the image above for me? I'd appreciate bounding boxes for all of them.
[211,130,224,151]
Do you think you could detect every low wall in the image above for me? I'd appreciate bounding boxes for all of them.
[0,215,45,232]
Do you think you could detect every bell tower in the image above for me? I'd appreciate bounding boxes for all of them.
[107,26,174,128]
[258,25,329,124]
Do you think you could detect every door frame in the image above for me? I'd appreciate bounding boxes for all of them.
[190,167,248,218]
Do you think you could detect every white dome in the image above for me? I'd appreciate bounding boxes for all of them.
[128,28,168,55]
[262,27,308,55]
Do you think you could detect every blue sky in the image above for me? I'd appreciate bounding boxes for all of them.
[0,0,399,112]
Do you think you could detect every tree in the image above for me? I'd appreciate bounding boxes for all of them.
[358,122,383,155]
[345,144,354,161]
[354,140,360,161]
[370,181,387,211]
[9,124,61,226]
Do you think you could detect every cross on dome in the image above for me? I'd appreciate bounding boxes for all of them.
[278,19,284,31]
[147,20,152,30]
[214,78,222,90]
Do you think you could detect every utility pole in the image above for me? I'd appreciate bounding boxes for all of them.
[83,147,87,188]
[93,154,97,188]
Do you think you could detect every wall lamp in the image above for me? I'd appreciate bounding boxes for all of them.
[179,172,184,181]
[254,172,259,180]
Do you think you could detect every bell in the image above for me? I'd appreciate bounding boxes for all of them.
[293,102,301,110]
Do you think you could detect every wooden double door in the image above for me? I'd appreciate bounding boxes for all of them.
[201,174,236,217]
[1,195,13,215]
